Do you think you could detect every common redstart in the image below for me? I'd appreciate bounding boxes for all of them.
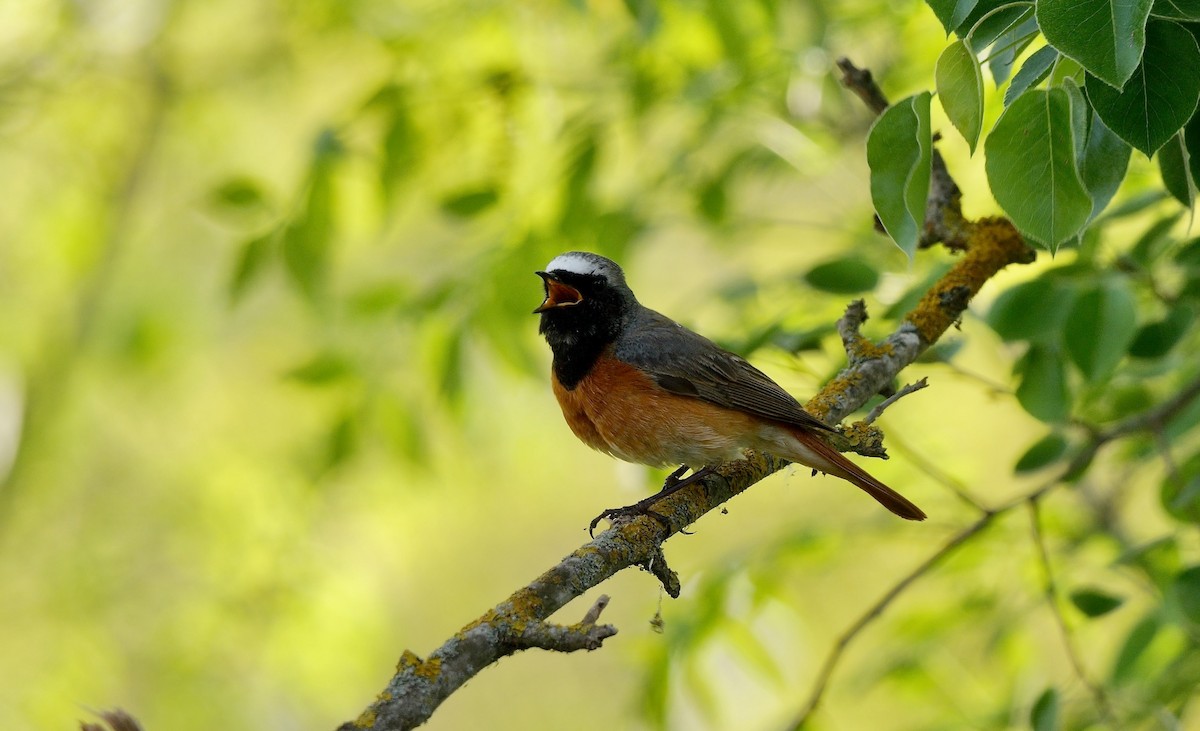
[534,251,926,524]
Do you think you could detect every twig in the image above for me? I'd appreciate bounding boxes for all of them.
[864,377,929,425]
[883,430,990,513]
[788,511,999,729]
[785,374,1200,729]
[1027,500,1115,722]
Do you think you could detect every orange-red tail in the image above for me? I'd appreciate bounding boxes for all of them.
[788,429,926,521]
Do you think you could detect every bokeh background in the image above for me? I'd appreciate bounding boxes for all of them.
[2,1,1197,730]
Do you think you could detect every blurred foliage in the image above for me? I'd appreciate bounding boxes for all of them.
[1,0,1199,730]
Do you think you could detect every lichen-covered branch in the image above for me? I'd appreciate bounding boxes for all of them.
[338,59,1037,731]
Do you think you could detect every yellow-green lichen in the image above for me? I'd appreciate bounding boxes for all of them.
[353,708,377,728]
[414,656,442,680]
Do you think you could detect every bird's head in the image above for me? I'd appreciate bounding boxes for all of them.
[535,252,637,348]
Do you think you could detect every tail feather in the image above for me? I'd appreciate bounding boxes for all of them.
[788,429,926,521]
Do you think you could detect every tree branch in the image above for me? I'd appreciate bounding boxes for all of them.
[338,59,1037,731]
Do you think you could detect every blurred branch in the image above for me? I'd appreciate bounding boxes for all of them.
[0,45,173,518]
[787,373,1200,728]
[1027,500,1115,722]
[340,59,1038,731]
[80,709,144,731]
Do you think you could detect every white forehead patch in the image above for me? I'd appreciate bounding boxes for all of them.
[545,252,607,278]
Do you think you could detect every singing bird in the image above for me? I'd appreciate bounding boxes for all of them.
[534,251,925,523]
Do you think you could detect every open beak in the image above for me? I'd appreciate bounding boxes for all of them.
[533,271,583,314]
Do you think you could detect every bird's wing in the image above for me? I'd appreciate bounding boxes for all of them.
[614,308,836,434]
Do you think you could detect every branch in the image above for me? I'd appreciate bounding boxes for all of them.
[339,59,1037,731]
[786,373,1200,728]
[1027,500,1115,721]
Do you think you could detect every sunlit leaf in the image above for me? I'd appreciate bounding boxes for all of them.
[986,88,1091,249]
[1152,0,1200,20]
[1129,213,1182,265]
[1087,20,1200,155]
[1030,687,1059,731]
[1014,433,1069,473]
[1070,588,1125,617]
[282,139,339,303]
[1162,453,1200,523]
[804,257,880,294]
[440,186,500,218]
[211,177,269,212]
[1063,279,1137,381]
[1079,113,1133,219]
[925,0,980,34]
[867,91,932,259]
[1112,614,1161,683]
[1171,566,1200,624]
[381,86,420,199]
[986,276,1077,343]
[1005,46,1058,106]
[1016,344,1071,422]
[1038,0,1153,88]
[1129,305,1193,358]
[936,40,984,153]
[229,231,276,303]
[1158,133,1196,207]
[286,352,354,385]
[986,15,1038,84]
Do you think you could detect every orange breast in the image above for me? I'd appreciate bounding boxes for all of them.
[551,350,759,468]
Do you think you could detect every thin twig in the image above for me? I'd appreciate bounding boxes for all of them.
[789,511,998,729]
[786,374,1200,729]
[1027,499,1115,722]
[884,430,990,513]
[864,377,929,425]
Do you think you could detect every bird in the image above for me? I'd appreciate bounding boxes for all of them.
[533,251,926,528]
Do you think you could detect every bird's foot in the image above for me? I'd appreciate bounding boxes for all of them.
[587,466,716,537]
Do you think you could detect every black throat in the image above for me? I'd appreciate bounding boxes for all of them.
[540,295,630,390]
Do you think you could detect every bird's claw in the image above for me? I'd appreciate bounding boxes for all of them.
[588,504,673,537]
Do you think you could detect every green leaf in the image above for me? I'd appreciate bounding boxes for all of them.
[1129,305,1193,357]
[1159,133,1196,207]
[987,276,1077,342]
[1187,102,1200,184]
[1112,614,1160,683]
[380,86,420,199]
[1171,566,1200,624]
[1031,687,1059,731]
[229,231,275,304]
[965,3,1031,51]
[282,140,340,303]
[1063,279,1138,381]
[1038,0,1153,88]
[1152,0,1200,21]
[440,186,500,218]
[1005,46,1058,106]
[1079,113,1133,219]
[804,257,880,294]
[925,0,980,34]
[1070,588,1125,617]
[867,92,933,259]
[1015,432,1069,473]
[1161,453,1200,522]
[985,88,1091,249]
[936,41,985,153]
[986,15,1039,85]
[286,352,354,385]
[1087,20,1200,155]
[1016,344,1071,422]
[1130,213,1182,265]
[1174,235,1200,267]
[211,177,268,211]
